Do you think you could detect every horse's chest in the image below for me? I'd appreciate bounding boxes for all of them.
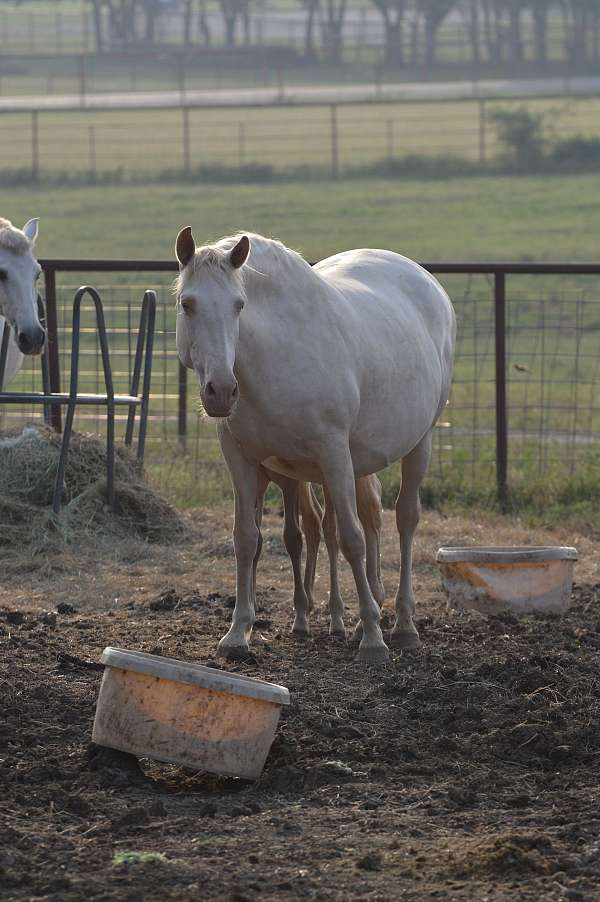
[228,404,318,462]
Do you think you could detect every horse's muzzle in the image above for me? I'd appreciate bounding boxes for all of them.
[202,379,239,418]
[17,325,46,355]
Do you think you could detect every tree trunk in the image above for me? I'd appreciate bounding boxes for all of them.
[467,0,481,66]
[182,0,193,46]
[482,0,501,64]
[145,0,158,43]
[198,0,212,45]
[324,0,347,64]
[532,2,548,64]
[409,13,418,66]
[91,0,104,52]
[507,0,523,64]
[303,0,319,60]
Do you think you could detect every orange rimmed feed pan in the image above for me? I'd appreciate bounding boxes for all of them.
[92,648,290,780]
[436,546,577,616]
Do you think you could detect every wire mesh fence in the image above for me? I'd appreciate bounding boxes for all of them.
[3,94,600,184]
[2,261,598,509]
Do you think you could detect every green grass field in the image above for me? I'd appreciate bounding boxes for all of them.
[2,173,599,523]
[5,172,600,263]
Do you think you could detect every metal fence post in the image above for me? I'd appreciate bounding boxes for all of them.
[178,361,187,450]
[494,271,508,509]
[478,98,486,165]
[182,106,190,175]
[31,111,39,180]
[330,104,339,178]
[43,267,62,433]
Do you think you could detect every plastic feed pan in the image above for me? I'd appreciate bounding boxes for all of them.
[92,647,290,780]
[436,546,577,615]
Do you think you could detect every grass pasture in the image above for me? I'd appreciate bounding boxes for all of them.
[1,174,599,521]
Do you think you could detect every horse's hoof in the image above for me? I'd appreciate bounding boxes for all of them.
[329,627,346,640]
[355,643,390,664]
[389,630,421,650]
[217,643,250,660]
[349,624,363,646]
[292,628,310,641]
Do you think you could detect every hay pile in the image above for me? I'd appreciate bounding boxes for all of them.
[0,425,184,552]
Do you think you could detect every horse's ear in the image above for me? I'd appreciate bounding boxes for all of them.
[22,218,39,245]
[230,235,250,270]
[176,226,195,268]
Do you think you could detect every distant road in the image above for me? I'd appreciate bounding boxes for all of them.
[2,74,600,113]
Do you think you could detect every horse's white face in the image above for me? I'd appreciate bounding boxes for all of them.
[0,218,45,355]
[175,228,250,418]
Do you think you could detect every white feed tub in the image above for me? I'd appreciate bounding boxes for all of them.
[92,647,290,780]
[436,546,577,615]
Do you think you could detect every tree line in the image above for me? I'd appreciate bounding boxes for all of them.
[13,0,600,67]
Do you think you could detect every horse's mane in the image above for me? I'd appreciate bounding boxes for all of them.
[177,232,319,296]
[0,218,31,255]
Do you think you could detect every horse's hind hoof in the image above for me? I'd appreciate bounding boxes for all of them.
[217,643,251,660]
[389,630,422,650]
[329,628,346,640]
[355,643,390,664]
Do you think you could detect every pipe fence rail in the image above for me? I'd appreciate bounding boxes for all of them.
[1,258,598,509]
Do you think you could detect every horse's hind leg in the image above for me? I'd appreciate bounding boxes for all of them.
[390,431,432,649]
[323,485,346,637]
[320,450,388,663]
[299,483,322,612]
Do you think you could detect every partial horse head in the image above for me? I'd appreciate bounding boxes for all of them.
[0,217,45,355]
[175,227,250,418]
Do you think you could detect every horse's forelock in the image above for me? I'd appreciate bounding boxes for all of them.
[0,218,31,256]
[175,243,241,297]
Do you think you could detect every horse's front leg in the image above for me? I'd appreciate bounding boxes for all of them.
[320,447,389,664]
[217,427,260,658]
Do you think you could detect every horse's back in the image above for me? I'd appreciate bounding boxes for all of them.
[315,248,455,365]
[315,248,454,341]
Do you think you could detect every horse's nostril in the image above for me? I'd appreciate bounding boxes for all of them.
[232,384,239,398]
[18,332,32,353]
[206,381,216,397]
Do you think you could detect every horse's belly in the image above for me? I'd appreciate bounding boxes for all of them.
[262,456,323,482]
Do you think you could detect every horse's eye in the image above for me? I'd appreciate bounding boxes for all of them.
[180,297,195,315]
[0,270,7,282]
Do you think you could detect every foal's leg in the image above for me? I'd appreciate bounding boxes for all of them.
[280,478,312,637]
[357,474,385,608]
[350,474,386,645]
[299,483,322,612]
[264,469,313,636]
[252,466,270,593]
[320,448,388,663]
[322,485,346,637]
[217,428,260,657]
[390,431,432,649]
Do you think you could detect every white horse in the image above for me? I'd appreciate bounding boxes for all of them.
[0,317,24,390]
[0,218,45,359]
[175,230,455,663]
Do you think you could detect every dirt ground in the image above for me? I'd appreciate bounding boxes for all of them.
[1,506,600,902]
